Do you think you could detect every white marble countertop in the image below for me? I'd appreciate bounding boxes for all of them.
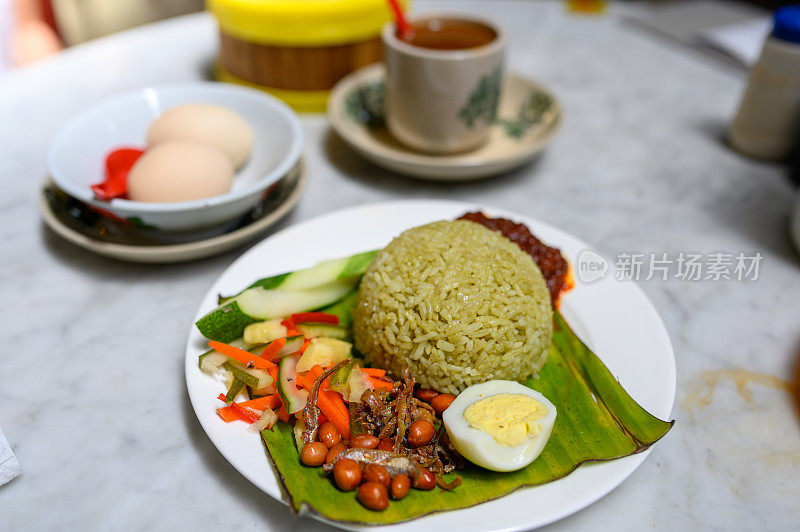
[1,1,799,530]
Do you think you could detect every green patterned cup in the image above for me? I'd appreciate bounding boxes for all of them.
[382,16,507,154]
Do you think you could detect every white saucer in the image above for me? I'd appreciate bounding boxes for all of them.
[39,162,306,263]
[328,64,563,180]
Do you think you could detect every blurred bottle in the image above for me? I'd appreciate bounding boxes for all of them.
[729,6,800,161]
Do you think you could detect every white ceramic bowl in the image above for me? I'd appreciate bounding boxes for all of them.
[47,83,303,231]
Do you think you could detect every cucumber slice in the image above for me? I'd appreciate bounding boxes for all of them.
[243,319,287,345]
[296,323,351,341]
[275,335,305,358]
[236,281,356,319]
[277,356,309,414]
[196,279,357,342]
[328,358,356,395]
[222,361,273,390]
[347,365,371,403]
[249,384,276,397]
[196,301,258,343]
[224,377,245,402]
[218,250,377,302]
[293,419,306,451]
[218,273,291,305]
[296,338,352,373]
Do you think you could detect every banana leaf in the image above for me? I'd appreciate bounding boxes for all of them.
[260,311,673,524]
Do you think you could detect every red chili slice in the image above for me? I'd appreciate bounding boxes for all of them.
[90,147,144,200]
[290,312,339,325]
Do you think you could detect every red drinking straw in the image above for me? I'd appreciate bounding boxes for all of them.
[386,0,413,40]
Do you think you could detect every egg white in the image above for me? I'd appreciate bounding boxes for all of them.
[442,380,557,472]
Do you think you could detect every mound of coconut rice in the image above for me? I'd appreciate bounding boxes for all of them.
[353,220,553,394]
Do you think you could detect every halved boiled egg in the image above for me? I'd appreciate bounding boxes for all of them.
[442,380,557,472]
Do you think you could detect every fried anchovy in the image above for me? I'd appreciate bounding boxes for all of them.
[301,360,349,443]
[393,369,415,453]
[323,448,424,478]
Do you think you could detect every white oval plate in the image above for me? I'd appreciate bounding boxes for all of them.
[185,200,676,531]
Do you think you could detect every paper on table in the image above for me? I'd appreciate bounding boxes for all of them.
[623,0,770,68]
[695,18,772,67]
[0,426,22,486]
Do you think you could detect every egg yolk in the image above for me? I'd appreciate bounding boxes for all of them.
[463,393,549,446]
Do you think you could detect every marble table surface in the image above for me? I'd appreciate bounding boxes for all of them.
[1,1,799,530]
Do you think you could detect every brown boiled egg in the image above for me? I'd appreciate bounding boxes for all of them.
[127,141,234,203]
[146,104,254,169]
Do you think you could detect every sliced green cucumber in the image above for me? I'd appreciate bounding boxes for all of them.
[236,280,357,319]
[218,250,377,302]
[196,279,357,342]
[293,418,307,451]
[224,377,245,402]
[347,364,371,402]
[278,251,376,290]
[275,335,305,358]
[249,384,276,397]
[218,273,291,305]
[196,303,258,343]
[277,356,309,414]
[222,361,273,390]
[328,358,356,395]
[296,338,352,373]
[243,319,287,345]
[296,323,351,341]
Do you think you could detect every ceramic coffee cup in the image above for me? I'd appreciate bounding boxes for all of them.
[382,15,507,154]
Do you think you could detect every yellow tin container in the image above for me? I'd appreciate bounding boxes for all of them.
[209,0,402,112]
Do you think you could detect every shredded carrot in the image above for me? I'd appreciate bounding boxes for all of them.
[216,395,281,422]
[366,376,393,390]
[305,365,324,387]
[266,365,279,389]
[216,394,261,423]
[208,340,276,370]
[240,395,281,410]
[296,338,312,356]
[259,337,286,361]
[216,406,241,423]
[317,389,350,436]
[360,368,387,378]
[299,364,349,434]
[291,312,339,325]
[277,404,290,423]
[231,403,260,423]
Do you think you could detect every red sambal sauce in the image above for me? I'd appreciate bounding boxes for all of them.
[457,212,571,307]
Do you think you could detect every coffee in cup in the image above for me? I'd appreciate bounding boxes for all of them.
[382,15,507,154]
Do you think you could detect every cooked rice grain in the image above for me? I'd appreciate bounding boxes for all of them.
[353,220,553,394]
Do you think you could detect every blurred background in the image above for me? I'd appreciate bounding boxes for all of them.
[1,0,799,75]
